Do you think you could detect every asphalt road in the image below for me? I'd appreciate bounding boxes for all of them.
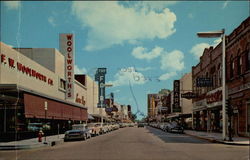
[0,126,249,160]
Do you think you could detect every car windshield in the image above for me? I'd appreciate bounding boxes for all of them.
[72,125,85,130]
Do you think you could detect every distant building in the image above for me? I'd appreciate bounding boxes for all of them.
[147,93,171,122]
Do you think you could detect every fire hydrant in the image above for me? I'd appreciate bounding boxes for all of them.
[38,130,44,142]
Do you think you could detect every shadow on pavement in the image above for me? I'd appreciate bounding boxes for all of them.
[145,126,210,144]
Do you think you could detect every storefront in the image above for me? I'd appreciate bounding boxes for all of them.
[206,87,222,132]
[192,99,207,131]
[0,41,88,141]
[228,82,250,137]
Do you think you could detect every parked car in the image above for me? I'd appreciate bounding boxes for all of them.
[129,123,135,127]
[64,124,91,141]
[165,122,184,134]
[119,123,125,128]
[87,123,102,136]
[138,123,144,128]
[101,124,109,134]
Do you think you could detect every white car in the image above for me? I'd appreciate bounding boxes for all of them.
[64,124,91,141]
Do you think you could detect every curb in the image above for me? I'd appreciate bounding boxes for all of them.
[185,133,250,146]
[0,139,64,150]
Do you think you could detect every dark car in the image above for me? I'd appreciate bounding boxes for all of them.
[138,123,144,128]
[165,122,184,134]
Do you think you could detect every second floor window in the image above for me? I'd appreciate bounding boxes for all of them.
[237,56,242,75]
[230,57,234,79]
[247,50,250,71]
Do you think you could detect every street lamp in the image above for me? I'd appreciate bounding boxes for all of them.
[197,29,227,141]
[44,101,48,143]
[100,84,113,127]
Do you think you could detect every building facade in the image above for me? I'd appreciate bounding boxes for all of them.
[147,93,171,122]
[0,41,89,140]
[226,17,250,137]
[192,17,250,137]
[192,44,223,132]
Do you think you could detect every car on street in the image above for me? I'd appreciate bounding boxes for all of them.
[138,123,144,128]
[87,123,102,136]
[64,124,91,141]
[165,122,184,134]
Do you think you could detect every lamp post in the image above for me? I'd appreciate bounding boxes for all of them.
[44,101,48,143]
[197,29,227,141]
[100,84,113,127]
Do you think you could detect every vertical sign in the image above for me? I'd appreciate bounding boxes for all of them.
[60,34,74,99]
[95,68,107,108]
[173,80,181,112]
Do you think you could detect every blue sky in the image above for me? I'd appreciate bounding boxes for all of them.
[1,1,249,119]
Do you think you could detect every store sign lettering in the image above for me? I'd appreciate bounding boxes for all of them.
[0,53,53,86]
[206,90,222,104]
[173,80,181,112]
[60,33,74,99]
[75,93,85,106]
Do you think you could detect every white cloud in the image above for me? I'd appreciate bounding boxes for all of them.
[128,1,178,12]
[48,16,56,27]
[159,72,177,81]
[190,43,210,59]
[74,65,87,74]
[131,46,163,61]
[190,38,221,59]
[213,38,222,47]
[71,1,177,51]
[108,67,146,87]
[135,67,153,72]
[160,50,185,71]
[4,1,21,10]
[222,1,229,9]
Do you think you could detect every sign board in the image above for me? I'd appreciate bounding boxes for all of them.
[95,68,107,108]
[181,92,197,99]
[196,77,213,87]
[105,108,113,112]
[173,80,181,112]
[59,34,74,99]
[44,101,48,111]
[97,68,107,75]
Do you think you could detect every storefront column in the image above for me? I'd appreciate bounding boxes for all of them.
[207,110,211,132]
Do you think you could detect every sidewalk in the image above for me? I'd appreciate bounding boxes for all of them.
[0,134,65,150]
[185,130,249,146]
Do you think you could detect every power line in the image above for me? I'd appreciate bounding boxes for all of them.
[128,80,145,117]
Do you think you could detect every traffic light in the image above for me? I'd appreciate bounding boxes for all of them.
[226,98,233,117]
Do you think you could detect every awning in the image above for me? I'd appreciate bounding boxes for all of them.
[88,114,95,120]
[24,93,88,121]
[91,114,102,118]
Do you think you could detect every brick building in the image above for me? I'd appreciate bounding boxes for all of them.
[226,17,250,137]
[192,43,223,132]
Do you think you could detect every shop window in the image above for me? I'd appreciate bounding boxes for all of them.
[237,56,242,75]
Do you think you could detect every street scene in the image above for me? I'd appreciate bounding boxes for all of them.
[0,1,250,160]
[1,127,249,160]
